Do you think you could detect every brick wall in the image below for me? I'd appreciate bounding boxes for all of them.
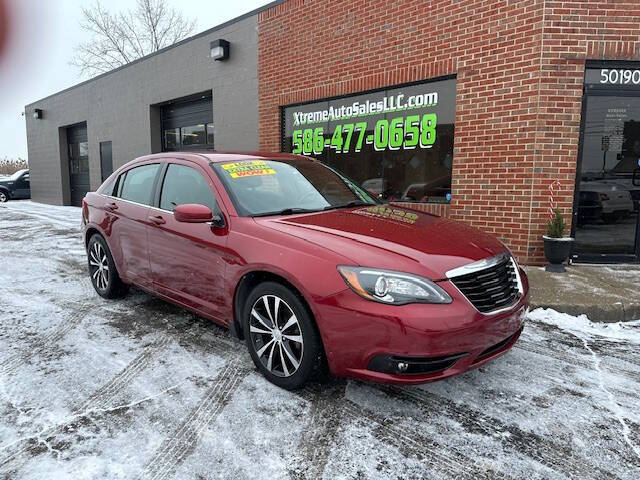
[258,0,640,264]
[528,0,640,261]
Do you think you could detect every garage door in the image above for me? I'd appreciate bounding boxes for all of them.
[67,124,89,207]
[161,95,214,151]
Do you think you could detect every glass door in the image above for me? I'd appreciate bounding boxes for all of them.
[573,93,640,262]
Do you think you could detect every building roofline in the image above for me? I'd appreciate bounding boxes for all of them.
[25,0,286,108]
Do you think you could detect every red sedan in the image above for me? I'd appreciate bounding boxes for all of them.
[82,152,528,390]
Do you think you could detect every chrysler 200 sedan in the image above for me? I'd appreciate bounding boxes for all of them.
[82,153,529,390]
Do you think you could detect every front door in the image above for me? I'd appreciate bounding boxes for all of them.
[572,65,640,263]
[13,171,30,198]
[147,161,229,322]
[68,124,90,206]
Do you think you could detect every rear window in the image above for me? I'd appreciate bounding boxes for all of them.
[100,177,117,196]
[118,164,160,205]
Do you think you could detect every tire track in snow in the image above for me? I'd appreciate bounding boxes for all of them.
[0,337,171,472]
[80,337,171,411]
[289,383,347,480]
[0,306,90,376]
[342,400,504,480]
[293,384,502,480]
[381,386,624,479]
[137,361,248,480]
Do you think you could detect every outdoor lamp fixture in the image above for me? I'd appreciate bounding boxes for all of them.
[33,108,43,119]
[210,39,230,61]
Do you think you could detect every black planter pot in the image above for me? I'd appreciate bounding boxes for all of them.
[543,236,574,273]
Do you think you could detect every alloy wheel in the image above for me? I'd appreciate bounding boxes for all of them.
[0,192,7,202]
[249,295,304,377]
[89,241,110,291]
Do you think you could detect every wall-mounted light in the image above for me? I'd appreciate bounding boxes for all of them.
[210,39,230,61]
[33,108,43,119]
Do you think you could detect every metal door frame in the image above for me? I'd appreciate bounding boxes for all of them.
[571,79,640,264]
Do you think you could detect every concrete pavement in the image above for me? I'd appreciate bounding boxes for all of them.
[524,264,640,322]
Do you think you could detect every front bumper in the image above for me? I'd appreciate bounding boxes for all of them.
[313,268,529,384]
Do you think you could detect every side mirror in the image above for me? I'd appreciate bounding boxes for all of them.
[174,204,213,223]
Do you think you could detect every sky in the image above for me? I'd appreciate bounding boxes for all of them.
[0,0,273,161]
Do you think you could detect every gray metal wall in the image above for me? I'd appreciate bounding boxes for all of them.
[24,14,259,205]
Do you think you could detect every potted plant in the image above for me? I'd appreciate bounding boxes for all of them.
[543,209,574,272]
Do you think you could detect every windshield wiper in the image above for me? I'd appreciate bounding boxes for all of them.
[252,207,322,217]
[323,201,373,211]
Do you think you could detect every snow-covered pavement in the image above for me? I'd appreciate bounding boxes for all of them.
[1,200,639,479]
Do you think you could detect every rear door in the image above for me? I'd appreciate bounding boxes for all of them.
[147,160,229,321]
[108,163,161,288]
[68,124,90,207]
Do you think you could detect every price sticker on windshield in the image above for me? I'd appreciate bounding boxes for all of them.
[222,161,276,179]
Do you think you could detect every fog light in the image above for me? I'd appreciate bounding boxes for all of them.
[397,362,408,372]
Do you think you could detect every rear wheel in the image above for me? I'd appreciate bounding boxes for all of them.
[87,234,128,299]
[0,190,8,203]
[244,282,323,390]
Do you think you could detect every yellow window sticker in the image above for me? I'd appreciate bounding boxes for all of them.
[222,161,276,178]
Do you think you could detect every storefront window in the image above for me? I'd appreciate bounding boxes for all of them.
[575,95,640,254]
[79,141,88,157]
[281,77,456,203]
[181,124,206,146]
[164,128,180,150]
[206,122,214,145]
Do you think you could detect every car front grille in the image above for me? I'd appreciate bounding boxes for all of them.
[447,253,522,314]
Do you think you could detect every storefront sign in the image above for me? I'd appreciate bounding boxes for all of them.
[281,77,456,204]
[291,113,437,155]
[285,86,448,156]
[585,65,640,89]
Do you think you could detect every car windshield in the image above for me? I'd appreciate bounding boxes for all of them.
[211,158,378,216]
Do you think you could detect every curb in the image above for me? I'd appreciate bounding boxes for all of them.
[528,301,634,323]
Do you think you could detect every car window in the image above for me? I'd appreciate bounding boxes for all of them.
[119,164,160,205]
[9,169,27,181]
[160,163,217,212]
[100,177,116,196]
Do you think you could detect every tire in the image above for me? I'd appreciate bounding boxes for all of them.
[0,190,9,203]
[87,234,129,299]
[244,282,323,390]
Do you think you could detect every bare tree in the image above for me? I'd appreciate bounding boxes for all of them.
[71,0,196,77]
[0,157,28,176]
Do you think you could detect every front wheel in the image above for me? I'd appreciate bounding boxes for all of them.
[0,190,9,203]
[244,282,323,390]
[87,234,128,299]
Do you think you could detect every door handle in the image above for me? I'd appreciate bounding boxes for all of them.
[105,202,118,211]
[148,215,166,225]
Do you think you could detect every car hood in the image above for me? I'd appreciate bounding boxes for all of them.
[256,205,509,280]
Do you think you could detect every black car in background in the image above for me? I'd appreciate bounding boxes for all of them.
[0,169,30,202]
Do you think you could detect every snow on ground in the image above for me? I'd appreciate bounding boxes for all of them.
[1,200,639,479]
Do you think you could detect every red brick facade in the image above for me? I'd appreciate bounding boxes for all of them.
[258,0,640,264]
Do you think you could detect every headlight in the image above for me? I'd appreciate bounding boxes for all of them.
[337,266,452,305]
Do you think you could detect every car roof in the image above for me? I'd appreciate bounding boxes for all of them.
[130,151,314,168]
